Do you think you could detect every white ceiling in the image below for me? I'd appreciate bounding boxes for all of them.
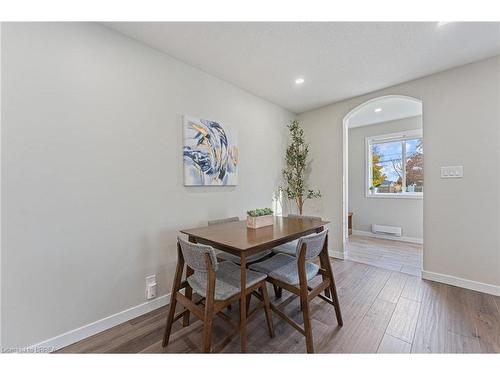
[104,22,500,113]
[347,96,422,128]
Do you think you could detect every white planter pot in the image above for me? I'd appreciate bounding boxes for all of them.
[246,215,274,229]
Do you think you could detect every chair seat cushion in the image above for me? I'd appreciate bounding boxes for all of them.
[187,261,266,301]
[216,249,273,264]
[249,253,320,285]
[271,240,298,256]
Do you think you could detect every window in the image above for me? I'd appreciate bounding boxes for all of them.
[366,130,423,198]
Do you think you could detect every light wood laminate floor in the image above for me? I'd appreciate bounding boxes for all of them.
[346,235,423,276]
[58,258,500,354]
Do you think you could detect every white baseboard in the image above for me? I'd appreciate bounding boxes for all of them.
[422,270,500,297]
[329,250,344,259]
[28,293,171,352]
[351,230,423,244]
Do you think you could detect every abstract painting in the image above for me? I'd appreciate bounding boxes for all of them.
[183,116,238,186]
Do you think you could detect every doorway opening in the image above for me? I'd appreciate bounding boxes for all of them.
[342,95,423,275]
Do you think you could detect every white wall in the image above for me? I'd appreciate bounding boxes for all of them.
[1,23,293,348]
[298,56,500,290]
[348,116,423,239]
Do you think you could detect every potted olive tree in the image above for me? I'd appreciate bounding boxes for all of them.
[282,120,321,215]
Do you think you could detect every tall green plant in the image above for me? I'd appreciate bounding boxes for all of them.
[282,120,321,215]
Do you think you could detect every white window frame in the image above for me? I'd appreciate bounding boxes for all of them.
[365,129,423,199]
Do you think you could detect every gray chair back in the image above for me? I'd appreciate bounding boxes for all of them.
[208,216,239,225]
[296,230,328,260]
[178,237,218,272]
[288,214,322,221]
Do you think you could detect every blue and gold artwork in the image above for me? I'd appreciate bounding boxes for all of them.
[183,116,238,186]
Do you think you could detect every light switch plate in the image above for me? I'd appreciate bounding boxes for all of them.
[441,166,463,178]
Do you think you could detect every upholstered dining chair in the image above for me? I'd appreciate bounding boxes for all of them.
[272,214,323,256]
[209,216,274,312]
[270,214,330,299]
[162,237,274,353]
[208,217,272,264]
[249,230,343,353]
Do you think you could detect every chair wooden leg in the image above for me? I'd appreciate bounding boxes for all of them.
[300,291,314,353]
[260,284,275,338]
[319,235,343,326]
[297,242,314,353]
[328,272,343,326]
[202,302,214,353]
[202,254,216,353]
[163,245,184,347]
[162,295,178,347]
[239,254,248,352]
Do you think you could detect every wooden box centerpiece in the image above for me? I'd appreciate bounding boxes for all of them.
[246,208,274,229]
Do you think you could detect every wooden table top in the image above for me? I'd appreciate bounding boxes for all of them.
[180,216,329,255]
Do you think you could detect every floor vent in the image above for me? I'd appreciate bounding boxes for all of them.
[371,224,402,237]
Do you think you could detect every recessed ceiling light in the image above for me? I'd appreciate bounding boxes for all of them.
[295,78,305,85]
[374,108,382,113]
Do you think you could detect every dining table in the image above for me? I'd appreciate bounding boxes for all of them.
[180,215,341,353]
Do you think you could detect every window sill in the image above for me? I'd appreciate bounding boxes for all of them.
[365,193,423,200]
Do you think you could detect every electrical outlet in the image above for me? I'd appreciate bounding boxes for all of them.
[146,284,157,300]
[145,275,157,300]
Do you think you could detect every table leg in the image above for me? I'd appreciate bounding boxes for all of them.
[319,233,343,326]
[239,253,247,353]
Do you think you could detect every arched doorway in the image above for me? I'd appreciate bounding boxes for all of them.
[342,95,423,274]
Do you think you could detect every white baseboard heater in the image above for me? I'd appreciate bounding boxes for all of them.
[371,224,402,237]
